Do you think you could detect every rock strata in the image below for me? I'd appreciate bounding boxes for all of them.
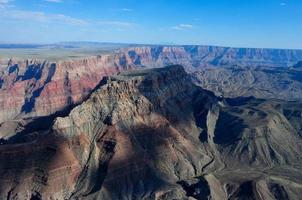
[1,46,302,129]
[1,66,301,199]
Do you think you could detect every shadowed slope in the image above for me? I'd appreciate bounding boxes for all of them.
[0,66,302,199]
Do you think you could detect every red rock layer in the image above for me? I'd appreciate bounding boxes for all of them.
[0,55,136,124]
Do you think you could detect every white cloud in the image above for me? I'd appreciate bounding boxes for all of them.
[0,9,88,25]
[121,8,133,12]
[0,0,13,8]
[0,8,135,29]
[45,0,63,2]
[96,20,134,28]
[0,0,11,4]
[172,24,193,30]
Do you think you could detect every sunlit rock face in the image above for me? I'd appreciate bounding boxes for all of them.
[1,46,302,125]
[118,46,302,69]
[0,66,301,200]
[0,56,130,123]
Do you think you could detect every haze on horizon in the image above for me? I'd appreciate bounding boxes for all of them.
[0,0,301,49]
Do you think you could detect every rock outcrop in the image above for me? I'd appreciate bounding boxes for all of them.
[1,66,301,200]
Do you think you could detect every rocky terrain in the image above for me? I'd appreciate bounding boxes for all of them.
[0,55,138,138]
[1,45,302,125]
[1,45,302,199]
[192,65,302,100]
[0,65,301,200]
[118,46,302,68]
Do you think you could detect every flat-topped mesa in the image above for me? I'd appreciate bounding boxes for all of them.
[112,65,193,98]
[53,65,204,134]
[52,65,217,199]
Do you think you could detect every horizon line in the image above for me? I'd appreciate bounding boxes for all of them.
[0,41,302,51]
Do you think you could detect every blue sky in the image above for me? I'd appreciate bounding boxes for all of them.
[0,0,301,49]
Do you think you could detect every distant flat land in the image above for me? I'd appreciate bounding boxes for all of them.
[0,48,113,60]
[0,42,133,61]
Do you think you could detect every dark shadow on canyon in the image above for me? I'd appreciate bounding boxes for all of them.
[4,76,110,145]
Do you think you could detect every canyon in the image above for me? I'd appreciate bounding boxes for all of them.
[0,45,302,199]
[1,45,302,126]
[0,65,301,199]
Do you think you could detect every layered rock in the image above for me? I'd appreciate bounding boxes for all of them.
[0,55,137,125]
[1,66,301,199]
[1,45,302,128]
[118,46,302,69]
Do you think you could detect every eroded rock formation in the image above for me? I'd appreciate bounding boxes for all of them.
[1,66,301,200]
[1,46,302,128]
[0,56,134,124]
[192,65,302,100]
[118,46,302,68]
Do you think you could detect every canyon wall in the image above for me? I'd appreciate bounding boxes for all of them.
[0,55,136,124]
[119,46,302,68]
[1,45,302,126]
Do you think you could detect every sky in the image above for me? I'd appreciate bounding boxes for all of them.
[0,0,301,49]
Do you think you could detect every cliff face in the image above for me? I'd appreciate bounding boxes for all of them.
[1,66,301,200]
[1,46,302,126]
[118,46,302,69]
[0,55,138,125]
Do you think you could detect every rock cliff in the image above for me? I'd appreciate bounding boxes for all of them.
[0,55,138,125]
